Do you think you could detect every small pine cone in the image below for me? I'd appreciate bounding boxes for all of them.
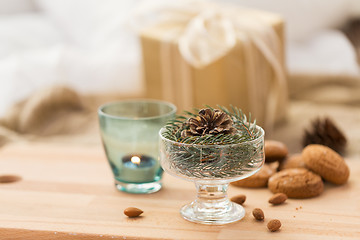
[303,117,347,154]
[181,108,236,138]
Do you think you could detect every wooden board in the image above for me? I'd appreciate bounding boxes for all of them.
[0,143,359,240]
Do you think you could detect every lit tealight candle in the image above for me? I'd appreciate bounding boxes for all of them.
[120,155,158,183]
[131,156,141,165]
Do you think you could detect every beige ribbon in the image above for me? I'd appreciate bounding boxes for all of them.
[132,0,288,131]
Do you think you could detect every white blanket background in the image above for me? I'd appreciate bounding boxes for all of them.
[0,0,359,116]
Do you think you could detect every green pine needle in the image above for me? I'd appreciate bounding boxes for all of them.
[161,106,261,145]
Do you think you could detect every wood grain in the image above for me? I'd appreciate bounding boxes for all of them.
[0,143,359,239]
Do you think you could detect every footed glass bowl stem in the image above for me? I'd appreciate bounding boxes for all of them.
[180,182,245,225]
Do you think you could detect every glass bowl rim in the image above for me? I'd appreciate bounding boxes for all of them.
[98,99,177,121]
[159,124,264,148]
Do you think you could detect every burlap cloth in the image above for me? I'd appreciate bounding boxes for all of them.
[0,86,132,147]
[0,85,359,159]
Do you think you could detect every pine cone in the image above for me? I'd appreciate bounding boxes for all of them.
[303,117,347,154]
[181,108,236,138]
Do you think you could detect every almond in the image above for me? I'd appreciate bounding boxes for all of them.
[252,208,264,221]
[230,194,246,205]
[124,207,143,218]
[267,219,281,232]
[0,175,21,183]
[269,193,287,205]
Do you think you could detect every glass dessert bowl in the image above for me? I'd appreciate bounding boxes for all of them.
[159,119,265,225]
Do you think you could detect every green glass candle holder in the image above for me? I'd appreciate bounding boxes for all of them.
[98,100,176,194]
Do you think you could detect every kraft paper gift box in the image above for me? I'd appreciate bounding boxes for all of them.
[137,2,288,131]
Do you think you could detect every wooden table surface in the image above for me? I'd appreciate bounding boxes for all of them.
[0,143,359,240]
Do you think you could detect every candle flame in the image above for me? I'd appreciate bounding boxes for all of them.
[131,156,141,165]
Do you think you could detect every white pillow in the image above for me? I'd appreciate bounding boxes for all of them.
[0,41,143,117]
[35,0,141,46]
[287,29,360,76]
[0,14,62,58]
[0,0,36,15]
[0,46,63,117]
[212,0,350,41]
